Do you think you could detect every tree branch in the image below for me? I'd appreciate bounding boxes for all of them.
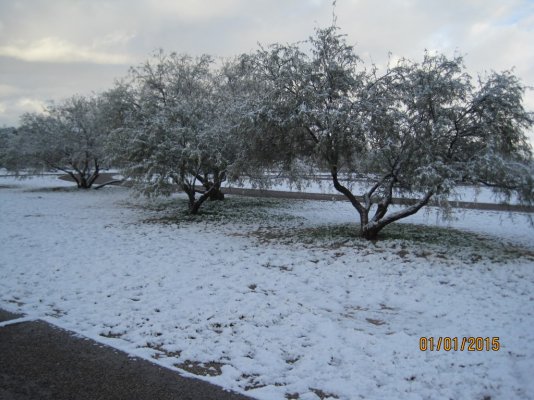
[305,127,320,144]
[363,174,392,211]
[371,176,397,223]
[375,190,434,227]
[331,165,365,215]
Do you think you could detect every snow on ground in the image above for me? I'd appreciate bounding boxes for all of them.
[1,176,534,400]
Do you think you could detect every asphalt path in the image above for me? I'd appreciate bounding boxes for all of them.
[58,173,534,213]
[0,310,252,400]
[57,173,122,187]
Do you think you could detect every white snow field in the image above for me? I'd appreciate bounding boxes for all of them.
[1,175,533,400]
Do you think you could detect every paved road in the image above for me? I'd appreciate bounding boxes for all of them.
[57,173,121,187]
[57,173,534,213]
[0,310,252,400]
[221,186,534,213]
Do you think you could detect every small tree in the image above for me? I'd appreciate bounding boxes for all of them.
[356,54,533,238]
[0,127,18,169]
[252,25,534,239]
[6,95,110,189]
[110,51,246,214]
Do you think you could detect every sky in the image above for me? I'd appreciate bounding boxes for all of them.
[1,0,534,140]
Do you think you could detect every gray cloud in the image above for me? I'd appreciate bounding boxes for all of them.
[1,0,533,145]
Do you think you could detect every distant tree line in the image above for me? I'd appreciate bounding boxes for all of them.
[1,23,533,239]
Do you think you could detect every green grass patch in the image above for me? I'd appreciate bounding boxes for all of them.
[129,194,533,263]
[381,223,486,246]
[254,222,534,263]
[137,195,301,226]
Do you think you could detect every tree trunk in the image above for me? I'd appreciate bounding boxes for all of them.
[183,183,212,215]
[185,189,197,214]
[77,174,90,189]
[66,171,81,188]
[76,159,99,189]
[208,187,225,201]
[203,181,225,201]
[86,165,100,188]
[190,191,211,214]
[75,170,99,189]
[359,210,379,239]
[359,190,435,240]
[360,222,383,240]
[190,201,201,214]
[200,170,225,201]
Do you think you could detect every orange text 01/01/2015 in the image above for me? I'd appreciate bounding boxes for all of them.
[419,337,500,352]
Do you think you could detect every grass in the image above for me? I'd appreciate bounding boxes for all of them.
[253,222,534,263]
[133,194,302,227]
[131,194,534,263]
[253,222,473,246]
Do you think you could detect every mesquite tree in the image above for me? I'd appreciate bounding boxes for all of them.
[253,25,533,239]
[6,95,109,188]
[0,127,17,169]
[110,51,244,214]
[357,54,533,238]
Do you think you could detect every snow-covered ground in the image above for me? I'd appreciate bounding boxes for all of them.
[1,175,533,400]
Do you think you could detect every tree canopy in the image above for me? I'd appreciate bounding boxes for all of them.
[251,26,534,238]
[6,95,110,188]
[4,23,533,237]
[108,51,250,214]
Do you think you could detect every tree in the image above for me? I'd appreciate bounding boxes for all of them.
[110,51,247,214]
[357,54,533,238]
[0,126,18,169]
[252,25,534,239]
[6,95,110,189]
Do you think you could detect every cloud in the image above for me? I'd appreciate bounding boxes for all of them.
[0,0,532,145]
[150,0,243,20]
[0,97,46,125]
[16,98,46,113]
[92,32,137,48]
[0,84,21,97]
[0,37,134,64]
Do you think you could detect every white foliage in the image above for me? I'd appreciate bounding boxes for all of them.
[6,95,110,188]
[250,25,534,237]
[110,51,251,211]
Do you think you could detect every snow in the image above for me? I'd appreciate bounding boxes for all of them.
[0,316,37,328]
[1,175,533,400]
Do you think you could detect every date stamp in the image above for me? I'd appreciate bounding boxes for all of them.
[419,337,500,352]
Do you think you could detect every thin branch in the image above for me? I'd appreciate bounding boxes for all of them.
[305,127,320,144]
[371,176,397,222]
[377,189,434,226]
[363,174,392,211]
[331,165,365,215]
